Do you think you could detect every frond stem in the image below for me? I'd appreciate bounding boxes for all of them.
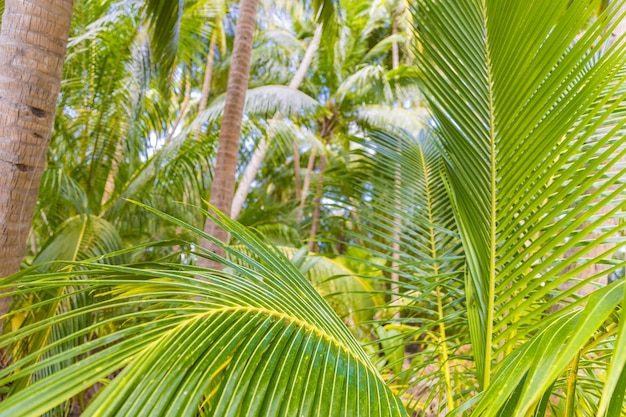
[482,0,498,389]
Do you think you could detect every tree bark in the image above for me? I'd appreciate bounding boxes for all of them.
[198,0,258,270]
[198,32,217,117]
[297,147,317,223]
[0,0,74,331]
[308,152,326,252]
[230,25,322,220]
[192,32,217,141]
[294,26,324,208]
[391,16,400,71]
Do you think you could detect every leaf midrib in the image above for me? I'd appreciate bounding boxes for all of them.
[481,0,498,389]
[207,304,381,379]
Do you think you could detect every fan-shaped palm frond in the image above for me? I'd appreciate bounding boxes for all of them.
[0,205,406,417]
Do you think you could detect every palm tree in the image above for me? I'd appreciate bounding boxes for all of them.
[199,0,259,269]
[199,0,340,267]
[0,207,407,416]
[229,24,323,221]
[399,0,626,413]
[0,0,192,330]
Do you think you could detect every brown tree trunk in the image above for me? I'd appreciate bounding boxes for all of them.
[0,0,74,332]
[198,33,217,116]
[297,147,317,223]
[294,26,323,206]
[198,0,258,270]
[192,32,217,141]
[308,152,326,252]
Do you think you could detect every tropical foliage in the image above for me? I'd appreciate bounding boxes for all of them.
[1,0,626,416]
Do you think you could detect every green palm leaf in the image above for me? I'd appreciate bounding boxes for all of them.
[330,129,466,414]
[414,0,626,396]
[33,214,124,267]
[0,204,406,417]
[468,279,625,416]
[144,0,183,80]
[597,282,626,416]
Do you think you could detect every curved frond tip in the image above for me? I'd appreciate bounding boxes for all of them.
[0,204,406,417]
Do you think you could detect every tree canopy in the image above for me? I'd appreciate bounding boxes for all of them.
[1,0,626,416]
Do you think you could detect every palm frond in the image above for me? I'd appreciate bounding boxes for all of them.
[33,215,124,267]
[362,34,407,63]
[228,244,383,330]
[355,105,426,136]
[469,280,625,417]
[335,64,393,105]
[194,85,320,128]
[328,129,466,414]
[0,205,406,416]
[144,0,183,80]
[597,283,626,416]
[414,0,626,409]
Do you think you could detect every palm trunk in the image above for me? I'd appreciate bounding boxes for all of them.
[193,31,217,141]
[198,0,258,270]
[0,0,74,331]
[297,147,317,223]
[294,26,324,206]
[230,26,322,220]
[199,33,217,115]
[308,152,326,252]
[288,25,323,91]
